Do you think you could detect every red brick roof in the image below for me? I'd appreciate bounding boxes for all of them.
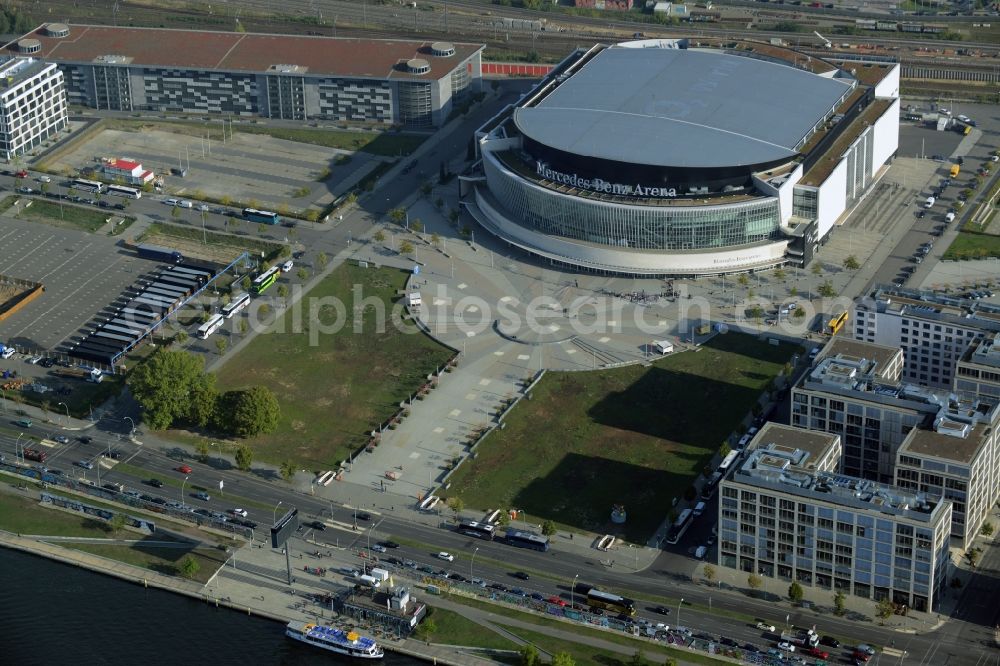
[5,25,482,81]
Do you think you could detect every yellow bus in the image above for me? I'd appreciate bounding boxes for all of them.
[828,311,849,336]
[950,164,961,177]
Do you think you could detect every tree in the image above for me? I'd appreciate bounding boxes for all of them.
[792,308,805,320]
[411,218,424,233]
[238,319,248,336]
[552,653,575,666]
[811,263,823,277]
[773,268,786,281]
[703,563,716,584]
[519,644,540,666]
[399,240,415,256]
[748,573,763,595]
[982,522,995,536]
[843,255,860,270]
[416,616,437,640]
[108,512,126,535]
[719,441,732,459]
[241,276,252,291]
[179,555,201,578]
[875,597,894,620]
[541,519,557,536]
[215,337,228,355]
[280,460,296,482]
[373,229,386,243]
[431,232,441,246]
[127,350,217,431]
[818,280,836,298]
[737,274,750,287]
[789,286,799,297]
[834,590,846,616]
[171,205,181,219]
[317,251,329,268]
[297,268,309,282]
[446,496,464,522]
[174,330,189,346]
[234,443,254,472]
[234,20,246,34]
[788,580,804,603]
[216,386,281,438]
[663,658,678,666]
[449,209,460,225]
[388,207,406,225]
[277,284,289,300]
[196,440,210,463]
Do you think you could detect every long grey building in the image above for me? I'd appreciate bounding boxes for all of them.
[719,423,952,613]
[3,24,484,128]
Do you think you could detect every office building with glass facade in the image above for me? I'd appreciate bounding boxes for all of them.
[3,25,482,128]
[719,423,952,613]
[464,38,900,276]
[0,55,66,160]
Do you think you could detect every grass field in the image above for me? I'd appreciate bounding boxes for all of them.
[0,490,120,537]
[215,263,453,469]
[66,541,226,584]
[416,606,518,650]
[139,221,284,263]
[17,199,115,233]
[447,334,793,541]
[943,231,1000,260]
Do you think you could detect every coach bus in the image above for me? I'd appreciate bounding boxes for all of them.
[701,471,723,501]
[107,184,142,199]
[197,314,225,340]
[222,293,251,319]
[504,528,550,552]
[717,450,740,476]
[243,207,281,225]
[665,508,694,545]
[457,521,495,541]
[72,178,105,193]
[251,266,280,294]
[168,266,211,282]
[828,311,849,336]
[586,589,636,616]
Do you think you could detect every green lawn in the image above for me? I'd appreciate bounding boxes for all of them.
[215,263,453,469]
[66,541,227,584]
[447,334,793,541]
[0,490,120,537]
[5,372,124,419]
[943,231,1000,261]
[140,221,284,262]
[17,199,115,233]
[416,606,519,650]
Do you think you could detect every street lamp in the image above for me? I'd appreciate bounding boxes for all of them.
[571,574,579,608]
[677,597,684,625]
[181,475,189,503]
[123,416,135,436]
[14,432,24,463]
[470,546,479,580]
[57,402,69,425]
[273,500,283,524]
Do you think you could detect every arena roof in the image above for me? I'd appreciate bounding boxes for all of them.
[513,47,853,170]
[4,25,482,81]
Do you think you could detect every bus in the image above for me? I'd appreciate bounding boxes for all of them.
[169,266,212,282]
[156,273,200,289]
[133,296,172,310]
[251,266,281,294]
[221,292,251,319]
[504,528,550,552]
[197,314,225,339]
[457,521,495,541]
[586,589,636,616]
[701,472,723,501]
[93,331,136,344]
[717,450,740,475]
[148,281,188,296]
[828,311,849,336]
[107,184,141,199]
[243,207,281,225]
[72,178,105,193]
[665,508,694,545]
[120,307,160,322]
[109,318,149,334]
[100,324,142,339]
[950,164,961,178]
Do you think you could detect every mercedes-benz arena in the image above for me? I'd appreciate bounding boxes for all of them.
[463,39,900,276]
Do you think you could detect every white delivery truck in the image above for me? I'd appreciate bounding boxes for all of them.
[652,340,674,354]
[357,574,382,588]
[370,567,390,583]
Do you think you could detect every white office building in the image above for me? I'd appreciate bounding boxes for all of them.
[0,56,67,160]
[719,423,953,613]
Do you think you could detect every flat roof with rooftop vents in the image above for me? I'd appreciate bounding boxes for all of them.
[819,338,902,381]
[898,421,991,465]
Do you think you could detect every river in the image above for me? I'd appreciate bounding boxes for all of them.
[0,547,423,665]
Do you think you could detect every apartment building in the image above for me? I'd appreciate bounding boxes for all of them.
[719,423,952,612]
[0,55,67,160]
[955,333,1000,400]
[853,287,1000,389]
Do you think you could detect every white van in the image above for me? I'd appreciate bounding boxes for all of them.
[357,574,381,588]
[693,501,706,517]
[653,340,674,354]
[925,196,936,209]
[945,212,956,223]
[694,545,707,560]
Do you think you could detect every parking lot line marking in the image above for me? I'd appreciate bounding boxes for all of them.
[494,350,505,356]
[432,427,445,434]
[449,409,462,417]
[408,451,421,460]
[465,331,475,337]
[464,393,477,400]
[566,349,577,354]
[517,354,530,360]
[457,283,467,289]
[599,336,611,343]
[466,305,480,313]
[478,378,491,386]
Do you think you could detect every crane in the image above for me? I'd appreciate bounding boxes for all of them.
[813,31,832,48]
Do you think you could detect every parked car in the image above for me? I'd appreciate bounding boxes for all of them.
[229,508,248,518]
[777,641,796,652]
[756,622,776,632]
[148,478,163,488]
[818,635,840,648]
[856,644,876,656]
[370,544,387,553]
[307,520,326,531]
[547,596,567,607]
[53,435,69,444]
[194,491,210,501]
[436,551,454,562]
[75,460,94,470]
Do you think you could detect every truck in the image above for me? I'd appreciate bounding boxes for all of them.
[357,574,381,588]
[370,567,390,583]
[136,243,184,264]
[780,629,819,648]
[53,367,104,383]
[23,448,47,462]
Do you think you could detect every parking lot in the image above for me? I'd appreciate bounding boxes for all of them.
[42,126,385,214]
[0,215,161,352]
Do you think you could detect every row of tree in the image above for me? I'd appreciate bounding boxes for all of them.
[127,349,279,438]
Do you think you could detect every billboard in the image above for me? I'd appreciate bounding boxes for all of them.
[270,507,298,548]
